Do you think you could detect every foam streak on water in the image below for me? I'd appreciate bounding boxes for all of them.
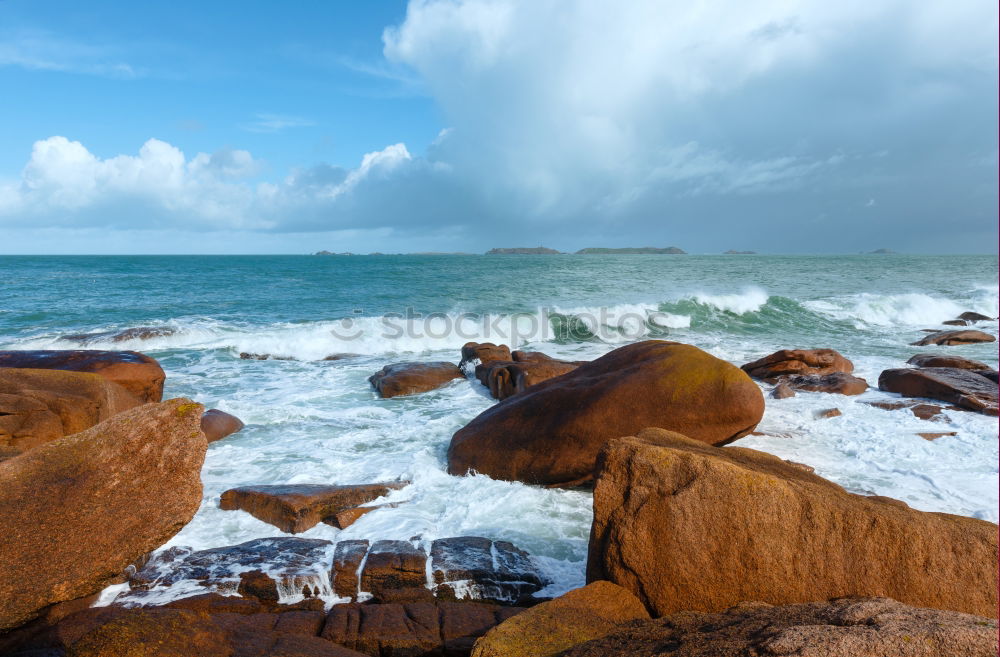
[0,254,996,606]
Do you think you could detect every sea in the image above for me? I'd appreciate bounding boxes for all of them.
[0,254,997,604]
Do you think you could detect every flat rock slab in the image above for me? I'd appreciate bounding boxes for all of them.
[219,482,408,533]
[560,597,998,657]
[125,537,335,605]
[322,601,524,657]
[332,537,548,604]
[879,367,999,415]
[911,330,996,346]
[0,349,165,403]
[368,362,464,398]
[907,353,995,371]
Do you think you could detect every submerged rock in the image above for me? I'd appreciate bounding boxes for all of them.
[741,348,854,381]
[814,407,842,419]
[125,537,335,604]
[0,349,165,402]
[586,428,998,618]
[879,367,999,415]
[782,372,869,395]
[0,367,141,452]
[219,482,407,533]
[200,408,245,443]
[368,362,464,398]
[471,581,649,657]
[0,398,207,632]
[449,341,764,487]
[330,537,548,605]
[770,381,795,398]
[62,326,176,345]
[911,329,996,346]
[560,597,998,657]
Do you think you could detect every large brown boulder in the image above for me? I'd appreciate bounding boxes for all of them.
[449,341,764,487]
[561,597,998,657]
[587,429,997,618]
[460,342,513,368]
[911,330,996,346]
[219,483,407,533]
[0,368,142,452]
[368,362,464,398]
[471,581,649,657]
[741,348,853,381]
[0,398,207,632]
[0,349,165,402]
[879,367,999,415]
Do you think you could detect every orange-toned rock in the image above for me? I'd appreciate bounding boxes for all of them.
[475,354,582,400]
[879,367,998,415]
[911,330,996,346]
[449,341,764,487]
[0,367,141,452]
[200,408,245,442]
[560,597,998,657]
[907,353,994,371]
[0,349,165,402]
[741,348,853,382]
[471,581,649,657]
[460,342,513,368]
[219,482,407,533]
[0,398,207,632]
[321,601,524,657]
[369,362,464,398]
[587,429,998,618]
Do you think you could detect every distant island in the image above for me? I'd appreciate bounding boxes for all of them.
[486,247,562,254]
[314,250,354,256]
[869,248,896,254]
[724,250,756,255]
[575,246,686,254]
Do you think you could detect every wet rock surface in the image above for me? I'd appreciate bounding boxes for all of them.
[560,597,999,657]
[879,367,999,415]
[368,362,464,398]
[781,372,869,395]
[474,351,584,400]
[201,408,245,442]
[219,483,408,533]
[459,342,512,368]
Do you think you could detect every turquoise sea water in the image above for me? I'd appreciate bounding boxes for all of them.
[1,254,997,603]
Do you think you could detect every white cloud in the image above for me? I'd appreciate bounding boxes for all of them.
[0,0,996,252]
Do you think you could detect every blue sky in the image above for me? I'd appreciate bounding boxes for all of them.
[0,0,997,254]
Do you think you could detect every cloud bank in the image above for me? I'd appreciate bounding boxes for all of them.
[2,0,997,252]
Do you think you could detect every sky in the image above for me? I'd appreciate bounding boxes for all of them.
[0,0,997,254]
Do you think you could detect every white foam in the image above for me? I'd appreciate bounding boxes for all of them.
[804,291,998,328]
[692,287,770,314]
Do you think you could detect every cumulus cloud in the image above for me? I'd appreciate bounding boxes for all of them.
[1,0,997,252]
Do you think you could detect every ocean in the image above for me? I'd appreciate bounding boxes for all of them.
[1,254,997,603]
